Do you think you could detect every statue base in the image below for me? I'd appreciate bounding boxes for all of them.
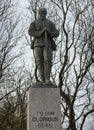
[27,84,62,130]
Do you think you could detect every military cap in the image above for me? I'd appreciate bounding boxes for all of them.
[39,8,47,14]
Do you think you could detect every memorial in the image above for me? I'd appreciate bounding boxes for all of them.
[27,8,61,130]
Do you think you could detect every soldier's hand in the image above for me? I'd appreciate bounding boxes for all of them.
[42,27,47,32]
[41,27,50,35]
[40,28,46,35]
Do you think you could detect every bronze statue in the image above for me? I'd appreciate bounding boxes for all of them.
[28,8,59,83]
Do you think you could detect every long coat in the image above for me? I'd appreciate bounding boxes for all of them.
[28,18,59,50]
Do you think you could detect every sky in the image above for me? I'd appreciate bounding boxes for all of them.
[0,0,94,129]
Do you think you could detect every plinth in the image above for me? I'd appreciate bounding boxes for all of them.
[27,83,62,130]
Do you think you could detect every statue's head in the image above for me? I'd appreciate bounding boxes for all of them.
[38,8,47,20]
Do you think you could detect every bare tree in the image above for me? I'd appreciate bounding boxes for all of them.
[0,0,23,79]
[0,1,28,129]
[49,0,94,130]
[0,66,32,130]
[0,0,93,130]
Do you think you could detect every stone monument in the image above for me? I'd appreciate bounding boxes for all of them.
[27,8,61,130]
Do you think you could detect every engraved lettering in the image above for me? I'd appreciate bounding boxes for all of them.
[45,111,55,116]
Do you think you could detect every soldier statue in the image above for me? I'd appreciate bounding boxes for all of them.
[28,8,59,83]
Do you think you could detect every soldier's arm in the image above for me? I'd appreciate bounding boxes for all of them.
[28,21,42,37]
[48,23,59,38]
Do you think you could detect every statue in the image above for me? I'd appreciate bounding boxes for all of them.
[28,8,59,83]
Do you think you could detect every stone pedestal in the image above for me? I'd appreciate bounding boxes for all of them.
[27,84,62,130]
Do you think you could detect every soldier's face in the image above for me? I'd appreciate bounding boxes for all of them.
[39,12,46,20]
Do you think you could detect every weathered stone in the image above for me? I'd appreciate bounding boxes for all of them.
[27,86,62,130]
[28,8,59,82]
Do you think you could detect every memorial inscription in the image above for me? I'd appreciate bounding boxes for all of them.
[27,87,62,130]
[32,111,58,128]
[27,7,61,130]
